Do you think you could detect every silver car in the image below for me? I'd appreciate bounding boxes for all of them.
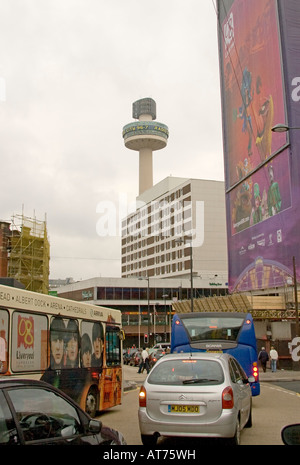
[138,352,254,446]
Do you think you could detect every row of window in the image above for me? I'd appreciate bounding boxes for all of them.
[122,238,191,257]
[122,260,190,276]
[121,185,192,230]
[96,286,228,301]
[0,308,121,374]
[122,312,171,327]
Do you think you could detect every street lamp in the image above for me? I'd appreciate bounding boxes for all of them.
[162,294,169,341]
[138,276,151,346]
[272,124,299,335]
[271,124,300,132]
[175,236,194,312]
[138,287,141,349]
[293,257,300,337]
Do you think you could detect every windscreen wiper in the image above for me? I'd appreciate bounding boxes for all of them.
[182,378,219,384]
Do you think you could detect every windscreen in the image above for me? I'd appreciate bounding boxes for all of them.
[147,359,224,386]
[182,315,245,342]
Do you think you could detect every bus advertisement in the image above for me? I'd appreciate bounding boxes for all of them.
[0,284,124,417]
[171,312,260,396]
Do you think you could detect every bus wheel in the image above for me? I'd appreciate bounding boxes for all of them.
[86,388,98,418]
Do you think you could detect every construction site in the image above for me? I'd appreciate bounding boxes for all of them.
[0,213,50,294]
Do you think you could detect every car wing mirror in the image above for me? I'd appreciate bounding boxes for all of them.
[281,424,300,445]
[89,419,102,434]
[61,425,76,437]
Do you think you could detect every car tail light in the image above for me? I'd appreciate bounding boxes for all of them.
[252,362,259,380]
[139,386,147,407]
[222,386,234,409]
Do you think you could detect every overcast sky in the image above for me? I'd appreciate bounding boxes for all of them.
[0,0,224,281]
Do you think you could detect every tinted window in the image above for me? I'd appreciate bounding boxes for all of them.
[7,387,82,444]
[0,309,9,374]
[11,312,48,372]
[148,359,224,386]
[0,391,18,445]
[182,316,245,342]
[106,327,121,366]
[229,358,247,383]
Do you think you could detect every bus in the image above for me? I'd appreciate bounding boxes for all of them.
[0,284,124,416]
[171,312,260,396]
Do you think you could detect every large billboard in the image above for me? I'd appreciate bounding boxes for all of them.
[218,0,300,292]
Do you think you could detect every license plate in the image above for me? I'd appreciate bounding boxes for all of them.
[205,350,223,353]
[168,405,199,413]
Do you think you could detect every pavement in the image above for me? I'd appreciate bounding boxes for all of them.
[123,364,148,392]
[123,363,300,392]
[259,368,300,383]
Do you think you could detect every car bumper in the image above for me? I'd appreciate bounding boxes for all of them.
[138,408,237,439]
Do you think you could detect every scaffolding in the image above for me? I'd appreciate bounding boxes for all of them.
[8,213,50,294]
[172,292,300,320]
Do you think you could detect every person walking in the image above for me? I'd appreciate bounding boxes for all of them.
[138,347,150,374]
[270,346,279,372]
[258,347,269,372]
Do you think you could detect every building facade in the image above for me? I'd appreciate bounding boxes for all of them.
[121,177,228,282]
[56,276,228,347]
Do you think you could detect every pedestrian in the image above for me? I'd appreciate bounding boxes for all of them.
[270,346,279,372]
[138,347,150,374]
[258,347,269,372]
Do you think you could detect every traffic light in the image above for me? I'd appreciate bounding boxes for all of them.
[144,334,148,344]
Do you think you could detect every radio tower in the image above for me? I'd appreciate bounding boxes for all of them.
[122,98,169,195]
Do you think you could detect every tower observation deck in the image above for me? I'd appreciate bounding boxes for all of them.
[122,98,169,195]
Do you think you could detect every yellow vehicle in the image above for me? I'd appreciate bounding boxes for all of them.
[0,284,124,417]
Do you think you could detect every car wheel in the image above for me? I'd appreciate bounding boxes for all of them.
[141,434,157,447]
[86,387,98,418]
[245,402,252,428]
[229,417,241,445]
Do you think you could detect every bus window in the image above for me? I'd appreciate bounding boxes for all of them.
[80,333,92,368]
[182,315,245,342]
[81,321,104,369]
[11,312,48,372]
[65,319,79,368]
[106,327,121,366]
[0,309,9,374]
[49,317,66,370]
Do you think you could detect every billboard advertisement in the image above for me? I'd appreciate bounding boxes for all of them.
[218,0,300,292]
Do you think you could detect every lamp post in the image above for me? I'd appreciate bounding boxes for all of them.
[293,257,300,337]
[271,124,300,132]
[138,276,150,345]
[272,124,299,336]
[175,236,194,312]
[162,294,169,341]
[138,287,141,349]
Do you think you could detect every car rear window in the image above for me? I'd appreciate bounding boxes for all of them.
[147,359,224,386]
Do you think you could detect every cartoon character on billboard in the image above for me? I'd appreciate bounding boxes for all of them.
[250,183,263,225]
[255,76,274,162]
[235,68,254,158]
[232,158,253,233]
[267,164,281,216]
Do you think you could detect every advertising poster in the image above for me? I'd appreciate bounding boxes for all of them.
[11,312,48,372]
[218,0,298,292]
